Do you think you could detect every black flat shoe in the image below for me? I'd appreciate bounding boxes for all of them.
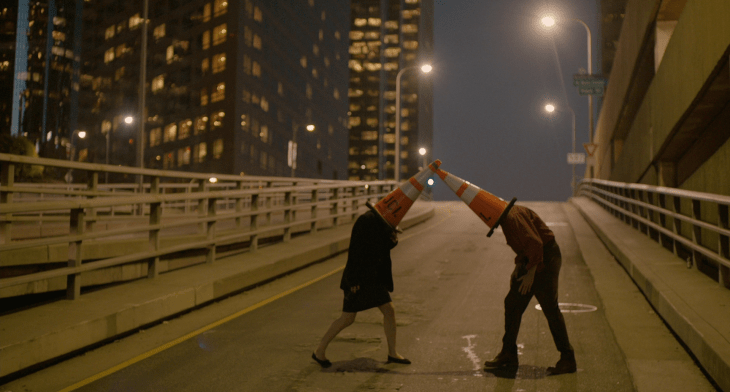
[387,355,411,364]
[312,353,332,368]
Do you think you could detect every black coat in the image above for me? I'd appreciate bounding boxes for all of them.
[340,210,398,292]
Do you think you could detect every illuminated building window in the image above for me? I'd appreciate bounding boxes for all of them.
[252,61,261,77]
[384,62,398,71]
[163,152,174,169]
[202,31,210,50]
[212,111,225,128]
[384,34,398,44]
[114,67,125,81]
[104,48,114,63]
[129,14,142,29]
[154,24,165,40]
[364,62,381,71]
[212,53,226,73]
[52,31,66,41]
[333,88,340,100]
[403,40,418,50]
[349,60,363,72]
[354,18,367,27]
[253,35,262,49]
[211,82,225,102]
[260,95,269,111]
[195,116,208,135]
[384,91,396,100]
[405,0,419,3]
[368,18,381,27]
[350,31,364,40]
[203,3,211,22]
[214,139,223,159]
[195,142,207,163]
[115,44,128,58]
[312,44,319,55]
[312,68,318,78]
[200,88,208,106]
[244,26,252,46]
[164,123,177,142]
[166,45,175,64]
[150,127,162,147]
[213,24,227,45]
[348,88,364,97]
[201,58,209,75]
[306,84,312,99]
[350,103,361,111]
[384,133,395,143]
[385,48,401,58]
[366,118,378,127]
[364,146,378,155]
[300,56,307,68]
[385,21,398,30]
[362,131,378,140]
[254,6,263,22]
[179,147,191,165]
[260,124,269,142]
[335,30,341,40]
[243,55,251,74]
[214,0,228,16]
[402,24,418,33]
[105,26,115,40]
[151,75,164,92]
[349,117,361,127]
[179,119,192,139]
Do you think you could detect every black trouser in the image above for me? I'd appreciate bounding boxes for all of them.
[501,241,573,356]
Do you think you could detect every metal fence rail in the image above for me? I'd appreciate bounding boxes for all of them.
[578,178,730,289]
[0,153,397,300]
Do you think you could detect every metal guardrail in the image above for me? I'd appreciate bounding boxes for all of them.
[578,178,730,289]
[0,153,397,300]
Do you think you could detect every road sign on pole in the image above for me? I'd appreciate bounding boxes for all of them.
[583,143,598,157]
[573,74,607,96]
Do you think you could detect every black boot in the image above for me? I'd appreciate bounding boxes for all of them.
[547,351,576,375]
[484,351,518,368]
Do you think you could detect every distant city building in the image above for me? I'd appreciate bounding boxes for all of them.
[77,0,350,179]
[347,0,434,181]
[1,0,82,161]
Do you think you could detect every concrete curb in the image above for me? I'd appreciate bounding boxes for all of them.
[571,197,730,392]
[0,203,435,379]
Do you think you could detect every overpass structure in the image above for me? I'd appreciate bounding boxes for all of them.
[1,154,729,391]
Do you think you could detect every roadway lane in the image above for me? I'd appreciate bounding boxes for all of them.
[71,201,636,391]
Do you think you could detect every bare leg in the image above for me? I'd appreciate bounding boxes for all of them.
[378,302,405,359]
[315,312,356,360]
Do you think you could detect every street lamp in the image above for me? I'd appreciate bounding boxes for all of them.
[395,64,432,183]
[541,15,594,177]
[290,123,315,177]
[544,102,577,196]
[418,147,427,170]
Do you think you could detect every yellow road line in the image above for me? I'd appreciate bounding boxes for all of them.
[58,265,345,392]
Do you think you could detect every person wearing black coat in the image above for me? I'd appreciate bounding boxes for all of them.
[312,210,411,368]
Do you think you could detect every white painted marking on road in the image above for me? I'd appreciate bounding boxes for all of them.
[535,302,598,313]
[461,334,483,376]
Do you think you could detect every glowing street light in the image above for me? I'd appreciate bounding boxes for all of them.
[544,104,555,113]
[77,131,87,139]
[306,124,315,132]
[541,16,556,28]
[124,116,134,124]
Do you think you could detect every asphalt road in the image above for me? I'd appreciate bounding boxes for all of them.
[35,201,638,392]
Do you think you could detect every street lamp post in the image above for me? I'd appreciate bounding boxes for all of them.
[394,64,432,183]
[541,15,594,177]
[545,103,577,196]
[418,147,427,170]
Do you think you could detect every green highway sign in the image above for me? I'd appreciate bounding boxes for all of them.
[578,86,604,96]
[573,74,607,95]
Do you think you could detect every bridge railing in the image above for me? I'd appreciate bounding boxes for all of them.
[578,178,730,289]
[0,153,396,300]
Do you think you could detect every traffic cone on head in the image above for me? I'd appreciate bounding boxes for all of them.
[436,169,517,237]
[366,160,441,233]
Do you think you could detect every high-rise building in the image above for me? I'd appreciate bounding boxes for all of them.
[347,0,434,181]
[78,0,350,179]
[1,0,83,161]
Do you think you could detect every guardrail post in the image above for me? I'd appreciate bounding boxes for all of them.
[691,200,702,269]
[197,180,206,234]
[266,181,273,225]
[351,186,359,221]
[236,181,244,229]
[207,197,217,263]
[250,193,259,251]
[148,177,161,278]
[310,189,318,234]
[67,208,85,300]
[671,196,682,257]
[284,190,292,242]
[330,187,340,226]
[291,183,298,223]
[719,204,730,289]
[0,163,14,244]
[86,172,99,232]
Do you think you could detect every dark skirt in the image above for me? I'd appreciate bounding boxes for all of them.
[342,286,392,313]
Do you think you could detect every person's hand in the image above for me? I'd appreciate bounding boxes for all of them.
[350,285,360,294]
[517,267,536,295]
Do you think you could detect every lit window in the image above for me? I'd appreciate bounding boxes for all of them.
[335,30,341,40]
[385,48,401,58]
[203,3,211,22]
[259,124,268,142]
[212,111,225,128]
[384,62,398,71]
[364,62,381,71]
[201,58,209,75]
[354,18,367,27]
[350,31,364,40]
[202,30,210,50]
[153,24,165,40]
[364,31,379,40]
[348,60,363,72]
[405,0,419,3]
[164,123,177,142]
[214,139,224,159]
[150,127,162,147]
[260,95,269,112]
[213,24,227,45]
[368,18,381,26]
[195,116,208,135]
[104,48,114,63]
[362,131,378,140]
[163,152,174,169]
[211,82,225,102]
[52,31,66,41]
[385,21,398,30]
[214,0,228,16]
[253,6,263,22]
[180,147,191,165]
[129,14,143,30]
[403,40,418,50]
[253,35,262,49]
[306,84,312,99]
[212,53,226,73]
[252,61,261,77]
[348,88,364,97]
[333,88,340,100]
[151,75,164,92]
[300,56,307,68]
[166,45,175,64]
[195,142,207,163]
[115,44,128,58]
[179,119,192,139]
[114,67,125,81]
[349,117,361,127]
[366,118,378,127]
[200,88,208,106]
[402,24,418,33]
[384,34,398,44]
[105,26,115,40]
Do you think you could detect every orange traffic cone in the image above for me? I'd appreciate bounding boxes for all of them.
[436,169,517,237]
[366,160,442,232]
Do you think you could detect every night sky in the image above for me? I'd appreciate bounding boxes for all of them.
[430,0,600,202]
